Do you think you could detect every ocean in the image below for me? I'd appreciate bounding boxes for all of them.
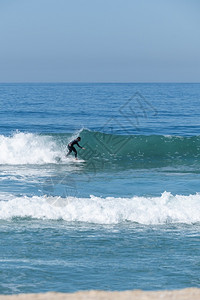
[0,83,200,294]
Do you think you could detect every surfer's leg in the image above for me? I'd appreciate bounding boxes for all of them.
[72,147,77,158]
[66,150,71,157]
[66,146,72,157]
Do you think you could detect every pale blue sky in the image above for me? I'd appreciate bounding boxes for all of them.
[0,0,199,82]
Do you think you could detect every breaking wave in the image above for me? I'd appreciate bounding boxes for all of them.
[0,192,200,225]
[1,130,200,167]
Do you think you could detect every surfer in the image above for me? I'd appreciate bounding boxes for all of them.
[66,137,85,159]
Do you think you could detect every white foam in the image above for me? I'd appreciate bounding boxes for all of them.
[0,192,200,225]
[0,132,74,165]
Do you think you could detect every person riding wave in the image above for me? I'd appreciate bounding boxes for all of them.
[66,137,85,159]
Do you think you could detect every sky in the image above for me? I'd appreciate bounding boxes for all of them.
[0,0,199,82]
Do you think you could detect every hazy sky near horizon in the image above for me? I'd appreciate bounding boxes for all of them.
[0,0,199,82]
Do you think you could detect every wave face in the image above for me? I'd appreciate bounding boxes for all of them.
[0,192,200,225]
[81,130,200,158]
[1,130,200,166]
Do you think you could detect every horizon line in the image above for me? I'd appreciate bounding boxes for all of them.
[0,81,200,84]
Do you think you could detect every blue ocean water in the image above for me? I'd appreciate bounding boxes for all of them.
[0,83,200,294]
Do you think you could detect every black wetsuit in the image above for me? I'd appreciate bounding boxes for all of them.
[66,138,83,158]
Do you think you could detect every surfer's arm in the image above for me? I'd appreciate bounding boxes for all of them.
[76,142,83,149]
[76,143,85,150]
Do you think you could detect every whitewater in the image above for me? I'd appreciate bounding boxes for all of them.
[1,192,200,225]
[0,132,65,164]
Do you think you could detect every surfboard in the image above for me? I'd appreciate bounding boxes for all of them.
[58,156,85,163]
